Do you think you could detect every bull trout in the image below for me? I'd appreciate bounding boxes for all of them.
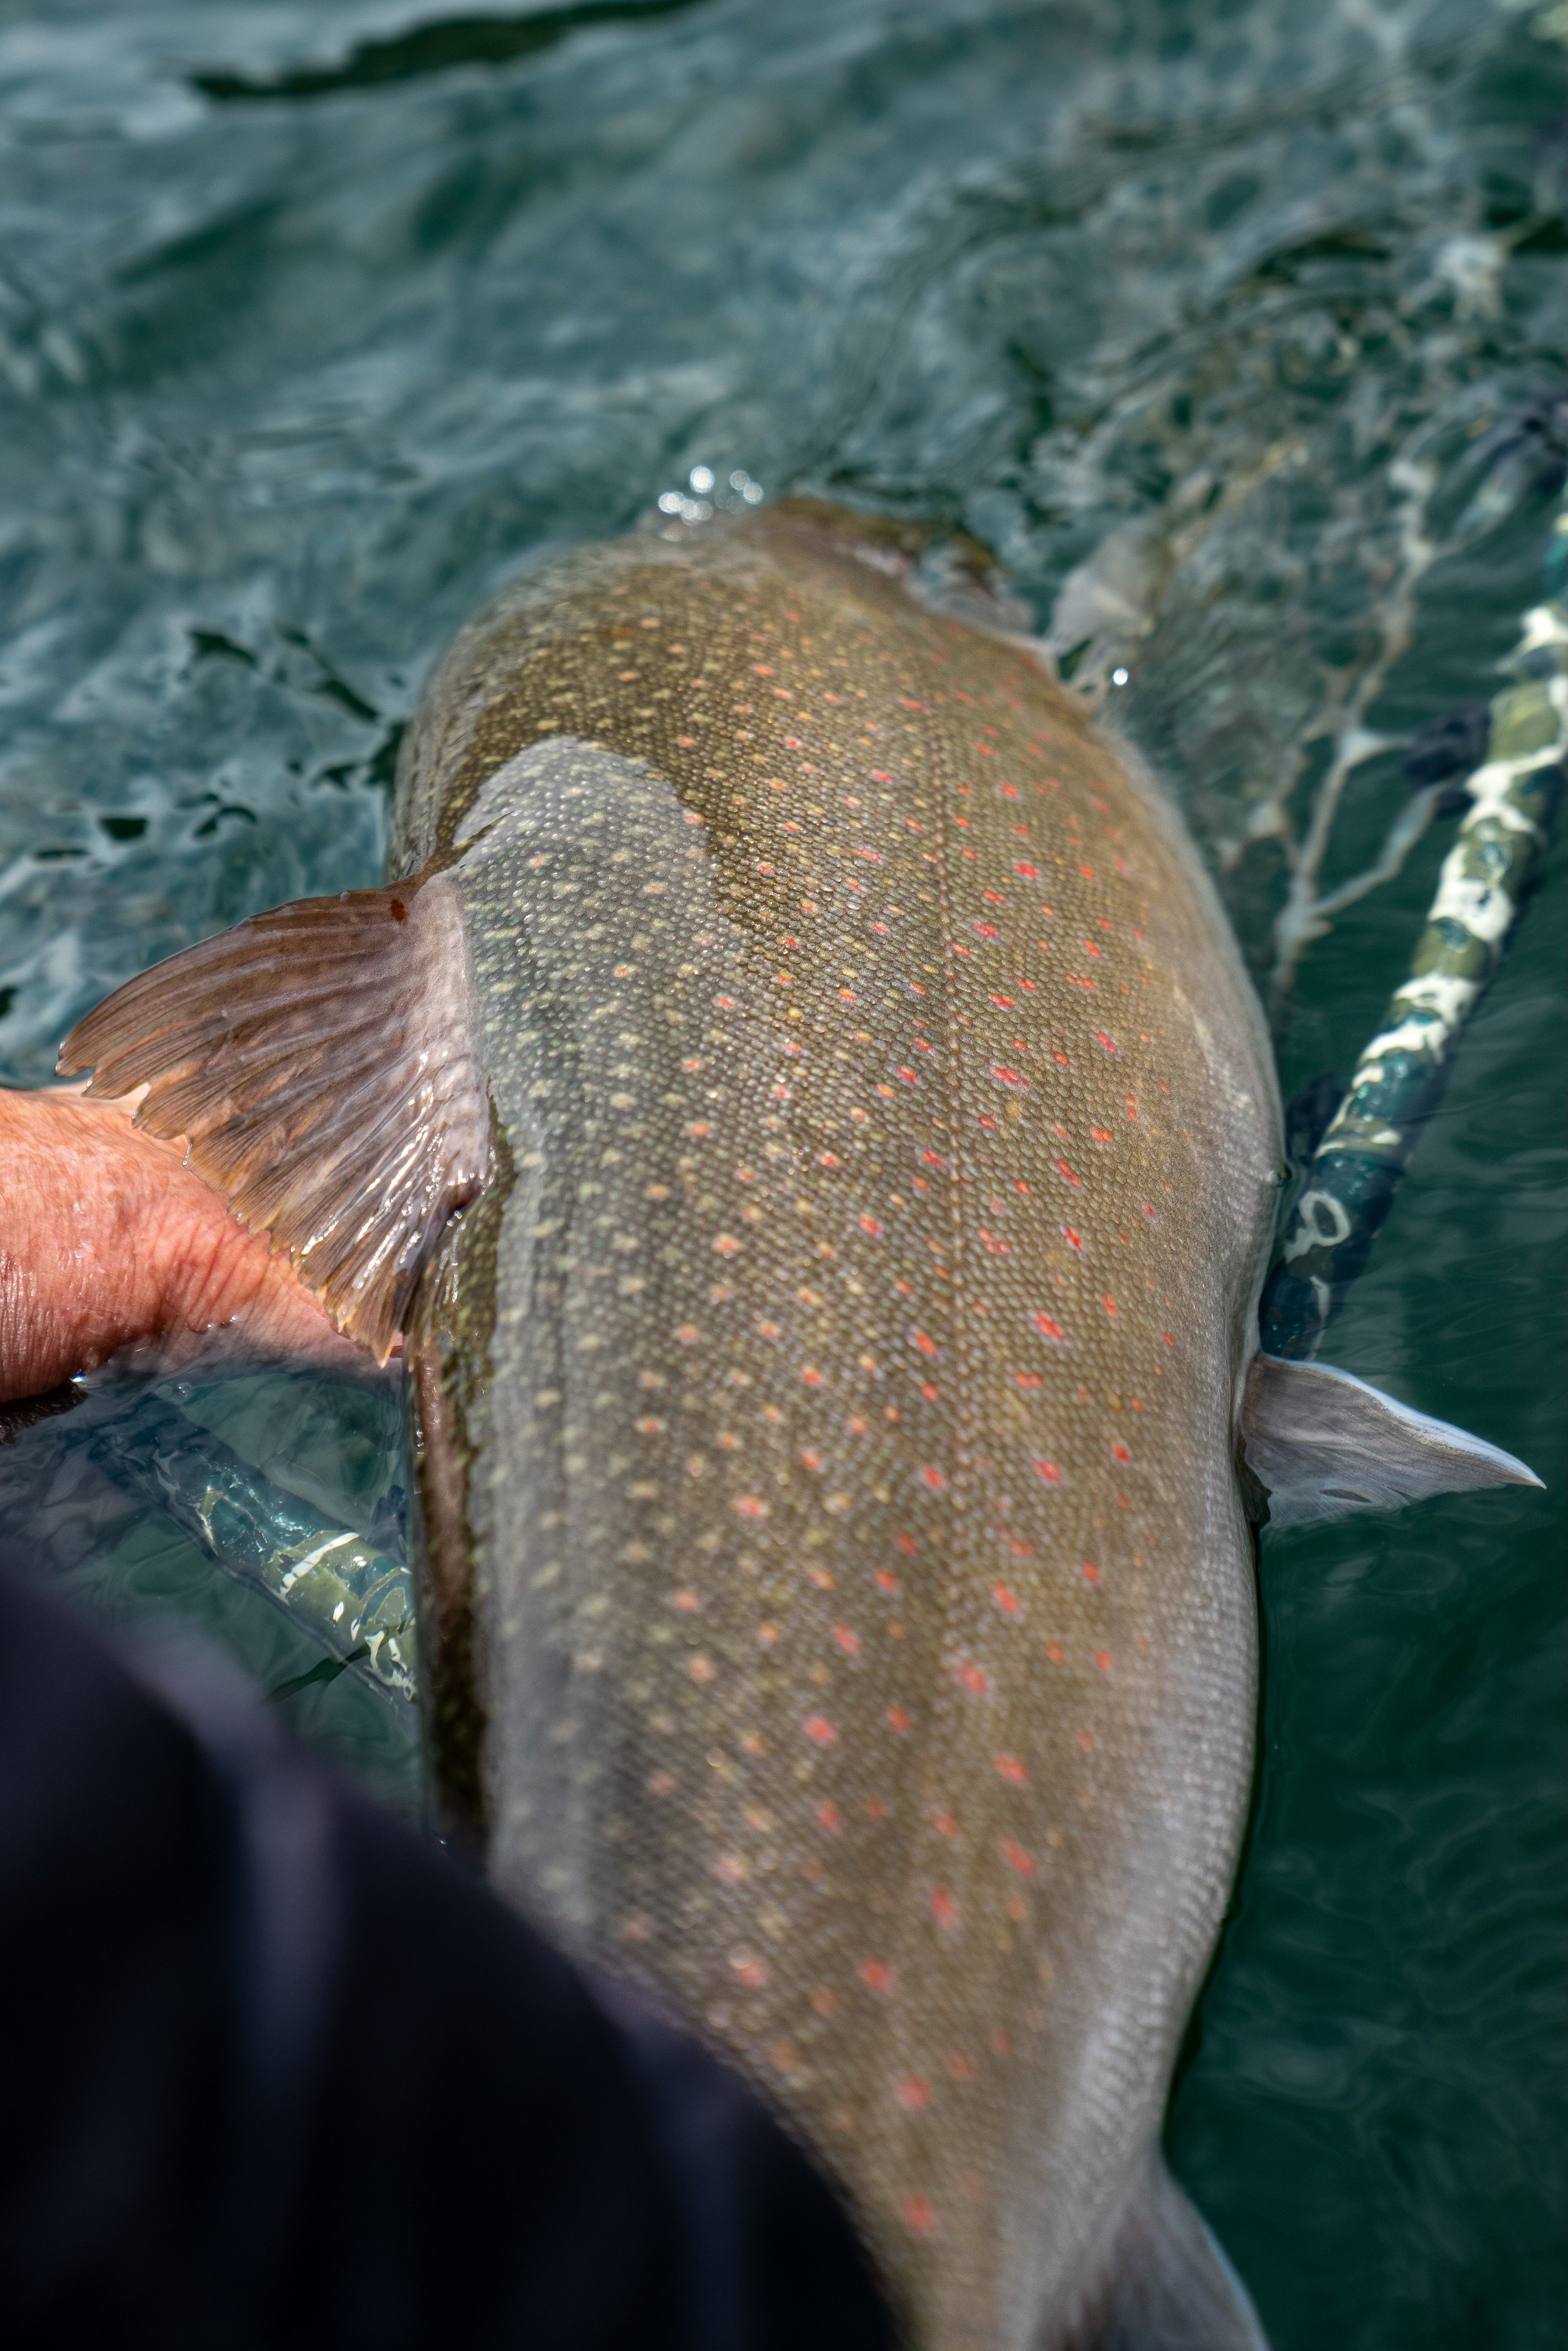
[63,502,1537,2348]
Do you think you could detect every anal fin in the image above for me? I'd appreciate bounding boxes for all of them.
[1239,1351,1542,1530]
[1061,2155,1268,2351]
[58,874,487,1362]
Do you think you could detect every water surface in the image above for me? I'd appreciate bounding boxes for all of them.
[0,3,1562,2342]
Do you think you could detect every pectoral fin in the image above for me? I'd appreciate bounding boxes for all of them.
[1062,2155,1268,2351]
[58,874,488,1362]
[1239,1351,1542,1530]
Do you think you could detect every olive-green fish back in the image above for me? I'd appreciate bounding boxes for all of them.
[399,514,1281,2345]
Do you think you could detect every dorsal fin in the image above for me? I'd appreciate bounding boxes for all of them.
[58,874,488,1361]
[1239,1352,1542,1530]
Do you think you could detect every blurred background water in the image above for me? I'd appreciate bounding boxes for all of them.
[0,0,1562,2342]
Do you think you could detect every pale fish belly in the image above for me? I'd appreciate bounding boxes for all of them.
[401,518,1281,2347]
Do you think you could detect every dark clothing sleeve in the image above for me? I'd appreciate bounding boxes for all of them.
[0,1579,895,2351]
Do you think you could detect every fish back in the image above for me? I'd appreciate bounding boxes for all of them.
[401,514,1281,2345]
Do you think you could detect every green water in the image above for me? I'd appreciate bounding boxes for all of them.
[0,1,1562,2340]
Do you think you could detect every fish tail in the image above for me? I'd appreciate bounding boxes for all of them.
[1060,2153,1269,2351]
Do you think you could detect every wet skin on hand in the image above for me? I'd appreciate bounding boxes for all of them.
[0,1086,357,1404]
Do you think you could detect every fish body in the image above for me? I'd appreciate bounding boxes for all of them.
[394,508,1281,2344]
[60,502,1539,2343]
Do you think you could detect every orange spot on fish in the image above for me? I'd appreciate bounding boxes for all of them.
[816,1802,843,1834]
[875,1568,901,1596]
[1111,1440,1131,1464]
[929,1887,960,1929]
[1032,1458,1060,1485]
[1095,1649,1113,1672]
[1056,1161,1082,1187]
[859,1960,898,1995]
[1046,1641,1064,1665]
[733,1495,769,1519]
[688,1655,715,1684]
[833,1625,861,1657]
[1081,1561,1101,1585]
[730,1949,768,1987]
[1033,1312,1066,1341]
[921,1464,947,1492]
[859,1214,884,1236]
[1103,1296,1118,1317]
[803,1714,838,1746]
[992,1583,1020,1618]
[1000,1840,1036,1877]
[995,1754,1027,1785]
[886,1706,911,1734]
[901,2194,939,2237]
[1078,1726,1095,1753]
[897,2077,932,2113]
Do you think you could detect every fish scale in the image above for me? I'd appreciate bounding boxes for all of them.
[395,511,1280,2344]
